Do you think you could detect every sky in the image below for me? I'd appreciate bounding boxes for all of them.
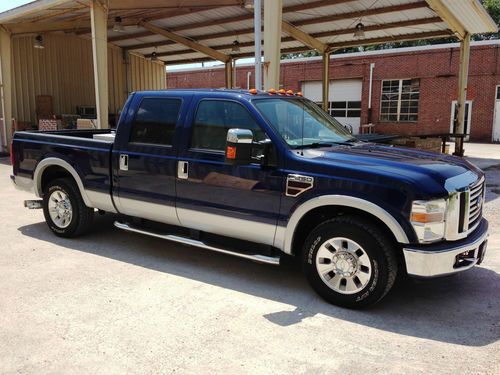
[0,0,255,70]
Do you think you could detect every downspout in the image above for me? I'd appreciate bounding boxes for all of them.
[368,63,375,124]
[247,71,252,90]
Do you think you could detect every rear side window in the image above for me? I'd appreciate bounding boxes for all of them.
[130,98,181,145]
[191,100,266,151]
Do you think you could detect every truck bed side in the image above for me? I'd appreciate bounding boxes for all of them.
[12,129,116,213]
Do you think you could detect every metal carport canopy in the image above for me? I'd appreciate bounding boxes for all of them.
[0,0,497,156]
[0,0,496,65]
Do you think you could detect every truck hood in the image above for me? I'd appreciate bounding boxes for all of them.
[300,143,482,195]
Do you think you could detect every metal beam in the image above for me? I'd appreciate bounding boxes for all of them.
[108,0,242,10]
[7,20,89,34]
[164,30,453,65]
[138,21,230,62]
[225,59,233,89]
[90,0,109,129]
[454,33,471,156]
[263,0,282,90]
[281,21,326,53]
[322,51,330,112]
[0,28,12,151]
[425,0,466,39]
[109,0,360,43]
[131,16,442,52]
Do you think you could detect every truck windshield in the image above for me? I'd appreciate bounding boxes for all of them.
[253,98,357,149]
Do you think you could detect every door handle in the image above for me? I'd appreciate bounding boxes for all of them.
[119,154,129,171]
[178,161,188,179]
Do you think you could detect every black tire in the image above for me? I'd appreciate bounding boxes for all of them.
[43,178,94,238]
[302,215,397,308]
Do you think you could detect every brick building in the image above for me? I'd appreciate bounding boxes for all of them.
[166,40,500,142]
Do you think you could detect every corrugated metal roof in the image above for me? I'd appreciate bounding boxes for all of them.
[0,0,496,65]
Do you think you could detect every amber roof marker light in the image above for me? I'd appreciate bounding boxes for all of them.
[286,90,294,95]
[249,89,258,95]
[268,88,277,95]
[278,89,286,95]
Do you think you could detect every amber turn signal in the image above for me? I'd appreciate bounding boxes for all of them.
[226,146,237,159]
[410,212,444,223]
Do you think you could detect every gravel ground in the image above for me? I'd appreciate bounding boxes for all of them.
[0,145,499,375]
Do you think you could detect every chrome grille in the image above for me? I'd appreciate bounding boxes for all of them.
[467,178,484,230]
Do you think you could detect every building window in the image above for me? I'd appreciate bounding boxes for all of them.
[330,101,361,118]
[380,79,419,122]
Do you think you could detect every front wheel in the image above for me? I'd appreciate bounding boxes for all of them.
[43,178,94,238]
[303,215,397,308]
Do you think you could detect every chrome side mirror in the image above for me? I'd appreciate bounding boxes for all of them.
[225,128,254,165]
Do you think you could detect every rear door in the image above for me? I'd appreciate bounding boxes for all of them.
[113,92,191,225]
[175,95,284,246]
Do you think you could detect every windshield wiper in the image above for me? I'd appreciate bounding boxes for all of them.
[294,140,356,149]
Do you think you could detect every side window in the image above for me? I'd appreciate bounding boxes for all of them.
[191,100,266,151]
[130,98,182,145]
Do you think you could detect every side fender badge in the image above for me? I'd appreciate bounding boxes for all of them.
[286,174,314,197]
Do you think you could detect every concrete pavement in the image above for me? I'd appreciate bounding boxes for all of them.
[0,148,499,374]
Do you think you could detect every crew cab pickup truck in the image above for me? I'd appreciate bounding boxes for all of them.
[11,89,489,308]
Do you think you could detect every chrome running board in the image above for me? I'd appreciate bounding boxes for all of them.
[114,221,281,266]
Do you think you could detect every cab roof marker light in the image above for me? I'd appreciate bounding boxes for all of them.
[268,88,276,95]
[286,90,294,95]
[278,89,286,95]
[249,89,258,95]
[296,91,303,96]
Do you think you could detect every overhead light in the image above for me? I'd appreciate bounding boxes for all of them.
[113,16,124,32]
[354,22,365,38]
[231,40,240,52]
[34,34,44,49]
[151,51,158,61]
[243,0,254,9]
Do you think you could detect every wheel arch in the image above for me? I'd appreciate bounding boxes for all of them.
[34,158,92,207]
[279,195,410,255]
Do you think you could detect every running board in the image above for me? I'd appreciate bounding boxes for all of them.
[114,221,281,265]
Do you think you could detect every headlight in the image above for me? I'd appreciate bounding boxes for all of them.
[411,199,447,243]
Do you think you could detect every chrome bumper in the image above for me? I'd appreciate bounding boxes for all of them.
[10,174,35,194]
[403,219,489,277]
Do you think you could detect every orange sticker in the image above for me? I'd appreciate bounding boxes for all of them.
[226,146,236,159]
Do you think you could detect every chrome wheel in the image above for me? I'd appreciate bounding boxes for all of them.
[48,189,73,229]
[315,237,372,295]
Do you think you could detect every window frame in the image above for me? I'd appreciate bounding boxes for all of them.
[128,96,183,147]
[189,98,267,153]
[380,78,420,123]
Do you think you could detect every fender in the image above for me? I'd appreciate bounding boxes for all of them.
[33,157,93,207]
[276,195,410,255]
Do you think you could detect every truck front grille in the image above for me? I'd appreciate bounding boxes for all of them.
[467,179,484,231]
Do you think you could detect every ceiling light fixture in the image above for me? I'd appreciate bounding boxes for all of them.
[231,40,241,52]
[354,22,365,38]
[243,0,254,9]
[113,16,124,32]
[34,34,44,49]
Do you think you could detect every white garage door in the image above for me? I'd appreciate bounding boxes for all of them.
[302,79,363,134]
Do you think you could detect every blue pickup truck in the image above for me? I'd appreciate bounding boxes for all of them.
[11,89,489,308]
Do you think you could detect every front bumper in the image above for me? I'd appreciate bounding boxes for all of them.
[403,218,489,277]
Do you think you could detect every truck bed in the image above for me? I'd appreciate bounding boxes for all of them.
[12,129,115,205]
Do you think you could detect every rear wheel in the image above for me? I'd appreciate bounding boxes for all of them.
[302,215,397,308]
[43,178,93,238]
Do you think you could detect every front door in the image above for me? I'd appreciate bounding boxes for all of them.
[493,86,500,142]
[175,97,283,246]
[114,94,189,225]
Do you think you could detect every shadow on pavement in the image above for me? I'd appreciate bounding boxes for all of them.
[18,215,500,347]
